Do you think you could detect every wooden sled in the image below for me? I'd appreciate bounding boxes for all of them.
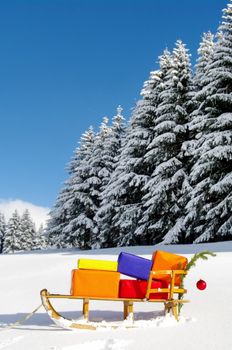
[41,270,189,330]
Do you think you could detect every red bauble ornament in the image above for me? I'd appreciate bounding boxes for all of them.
[196,279,207,290]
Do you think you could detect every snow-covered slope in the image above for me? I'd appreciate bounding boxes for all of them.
[1,242,232,350]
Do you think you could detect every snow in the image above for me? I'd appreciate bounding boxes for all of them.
[63,339,132,350]
[1,241,232,349]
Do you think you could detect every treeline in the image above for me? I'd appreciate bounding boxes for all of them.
[0,210,47,253]
[47,1,232,249]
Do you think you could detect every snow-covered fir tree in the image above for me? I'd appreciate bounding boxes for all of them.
[94,106,126,247]
[36,224,48,250]
[171,32,216,243]
[70,117,110,249]
[183,31,216,147]
[181,31,215,145]
[20,209,37,250]
[47,127,95,249]
[47,186,76,248]
[97,66,166,248]
[32,224,47,250]
[88,117,111,193]
[100,106,126,188]
[136,50,175,243]
[142,41,195,244]
[0,212,6,253]
[195,31,215,89]
[2,210,22,253]
[82,117,113,248]
[181,1,232,243]
[49,111,126,250]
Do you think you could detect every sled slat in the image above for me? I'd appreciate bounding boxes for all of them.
[46,294,171,302]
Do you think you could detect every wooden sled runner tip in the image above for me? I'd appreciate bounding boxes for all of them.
[40,289,97,330]
[40,289,133,330]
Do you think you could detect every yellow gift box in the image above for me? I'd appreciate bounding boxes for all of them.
[78,259,118,272]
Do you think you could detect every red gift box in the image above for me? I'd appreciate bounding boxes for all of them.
[119,279,169,300]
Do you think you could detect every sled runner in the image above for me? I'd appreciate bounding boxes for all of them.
[41,254,189,331]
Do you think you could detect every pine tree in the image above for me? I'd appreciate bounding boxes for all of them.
[183,32,215,143]
[40,224,48,249]
[98,65,165,248]
[47,186,74,248]
[89,117,111,194]
[94,106,126,248]
[3,210,22,253]
[100,106,126,188]
[195,31,215,89]
[0,212,6,253]
[178,33,216,241]
[136,49,174,243]
[142,41,195,244]
[82,117,112,248]
[34,224,47,250]
[20,209,37,251]
[182,1,232,243]
[47,127,95,249]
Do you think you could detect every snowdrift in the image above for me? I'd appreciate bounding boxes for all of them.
[1,241,232,350]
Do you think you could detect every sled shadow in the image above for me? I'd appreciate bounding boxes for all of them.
[0,309,163,331]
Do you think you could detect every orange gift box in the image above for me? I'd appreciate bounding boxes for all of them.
[71,269,120,298]
[152,250,188,286]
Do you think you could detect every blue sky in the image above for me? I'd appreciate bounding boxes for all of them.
[0,0,228,210]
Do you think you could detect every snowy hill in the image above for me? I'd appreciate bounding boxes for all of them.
[1,242,232,350]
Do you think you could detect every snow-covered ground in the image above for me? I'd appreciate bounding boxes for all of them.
[1,241,232,350]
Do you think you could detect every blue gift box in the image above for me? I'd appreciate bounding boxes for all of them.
[117,252,153,280]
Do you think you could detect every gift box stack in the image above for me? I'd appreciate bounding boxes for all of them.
[70,251,188,300]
